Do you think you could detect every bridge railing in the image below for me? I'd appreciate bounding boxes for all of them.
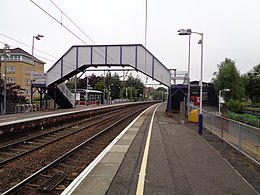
[202,110,260,164]
[57,83,75,106]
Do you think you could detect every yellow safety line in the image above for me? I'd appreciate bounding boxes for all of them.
[136,103,161,195]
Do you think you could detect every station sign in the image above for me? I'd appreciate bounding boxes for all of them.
[31,72,46,86]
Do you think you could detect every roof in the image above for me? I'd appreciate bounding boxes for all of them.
[70,89,103,94]
[0,47,45,64]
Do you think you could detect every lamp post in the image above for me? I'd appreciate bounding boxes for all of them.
[178,29,204,135]
[31,34,44,104]
[108,84,113,104]
[178,29,191,115]
[3,44,10,115]
[219,89,230,115]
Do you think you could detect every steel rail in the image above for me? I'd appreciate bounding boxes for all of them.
[2,107,144,195]
[0,106,138,166]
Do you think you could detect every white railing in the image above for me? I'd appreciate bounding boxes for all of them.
[57,83,75,106]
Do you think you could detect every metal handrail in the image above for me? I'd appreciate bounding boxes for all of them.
[57,83,75,106]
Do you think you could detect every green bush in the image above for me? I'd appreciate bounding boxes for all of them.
[226,99,242,113]
[228,111,260,128]
[251,102,260,108]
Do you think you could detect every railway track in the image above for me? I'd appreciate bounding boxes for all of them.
[1,104,150,194]
[0,106,140,166]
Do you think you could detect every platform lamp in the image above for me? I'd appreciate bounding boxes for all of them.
[3,44,10,115]
[31,34,44,104]
[178,29,204,135]
[178,29,191,115]
[219,89,230,115]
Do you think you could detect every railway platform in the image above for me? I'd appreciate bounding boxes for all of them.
[63,103,258,195]
[0,105,98,125]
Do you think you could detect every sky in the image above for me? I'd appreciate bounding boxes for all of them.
[0,0,260,84]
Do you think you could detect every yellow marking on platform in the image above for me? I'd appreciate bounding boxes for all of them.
[136,103,161,195]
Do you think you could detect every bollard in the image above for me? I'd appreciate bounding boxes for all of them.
[198,113,203,135]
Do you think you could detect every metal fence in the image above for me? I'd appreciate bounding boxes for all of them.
[0,102,41,114]
[203,110,260,164]
[0,101,17,114]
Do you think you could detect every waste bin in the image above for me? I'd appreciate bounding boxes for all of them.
[188,109,199,123]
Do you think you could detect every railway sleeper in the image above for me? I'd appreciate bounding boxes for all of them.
[0,151,16,156]
[37,174,67,191]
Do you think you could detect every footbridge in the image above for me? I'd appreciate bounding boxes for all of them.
[46,44,171,108]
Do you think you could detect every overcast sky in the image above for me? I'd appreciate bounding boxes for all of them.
[1,0,259,83]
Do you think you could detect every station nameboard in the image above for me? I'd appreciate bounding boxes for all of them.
[31,72,46,86]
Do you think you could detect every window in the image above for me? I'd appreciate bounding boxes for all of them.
[7,66,16,73]
[22,56,33,64]
[7,77,16,84]
[10,55,21,61]
[25,67,32,75]
[25,79,31,86]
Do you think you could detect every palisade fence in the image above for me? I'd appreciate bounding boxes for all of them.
[0,102,41,114]
[202,110,260,164]
[0,101,17,114]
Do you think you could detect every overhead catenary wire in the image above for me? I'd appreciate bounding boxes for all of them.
[0,32,57,60]
[2,1,128,78]
[145,0,148,48]
[0,34,117,78]
[0,37,76,75]
[30,0,116,64]
[49,0,96,45]
[30,0,87,45]
[0,37,119,78]
[144,0,148,83]
[0,39,55,63]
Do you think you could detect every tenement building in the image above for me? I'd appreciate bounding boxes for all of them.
[0,47,45,100]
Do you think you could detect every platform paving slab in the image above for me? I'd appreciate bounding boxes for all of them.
[69,106,151,195]
[107,104,257,195]
[68,103,257,195]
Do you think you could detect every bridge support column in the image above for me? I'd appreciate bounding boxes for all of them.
[167,87,172,113]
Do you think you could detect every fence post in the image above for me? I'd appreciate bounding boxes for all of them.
[210,115,213,131]
[221,118,224,139]
[238,123,242,150]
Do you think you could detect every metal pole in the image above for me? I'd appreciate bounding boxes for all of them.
[198,33,204,135]
[74,75,77,106]
[31,35,43,105]
[238,124,242,150]
[187,34,191,115]
[219,90,221,115]
[30,36,35,105]
[3,54,7,115]
[3,44,9,115]
[45,88,48,110]
[32,36,35,60]
[131,85,132,101]
[167,87,172,112]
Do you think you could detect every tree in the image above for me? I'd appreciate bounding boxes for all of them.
[125,74,145,100]
[212,58,245,101]
[242,64,260,103]
[78,74,102,89]
[65,72,145,101]
[0,78,26,103]
[65,78,76,90]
